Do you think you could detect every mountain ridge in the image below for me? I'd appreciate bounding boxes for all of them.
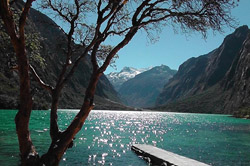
[107,66,152,91]
[119,65,177,108]
[0,1,128,110]
[155,25,250,118]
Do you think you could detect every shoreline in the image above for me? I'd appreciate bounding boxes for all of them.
[1,108,249,119]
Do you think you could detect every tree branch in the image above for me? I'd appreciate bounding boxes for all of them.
[132,0,150,25]
[19,0,34,41]
[101,2,127,37]
[29,65,53,93]
[90,42,100,72]
[46,0,71,23]
[98,27,138,73]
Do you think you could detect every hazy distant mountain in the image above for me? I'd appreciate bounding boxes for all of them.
[155,25,250,118]
[119,65,177,108]
[107,67,151,91]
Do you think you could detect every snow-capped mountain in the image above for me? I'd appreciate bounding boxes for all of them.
[119,65,177,108]
[107,67,151,91]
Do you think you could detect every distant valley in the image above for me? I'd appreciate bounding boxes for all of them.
[107,65,177,108]
[106,26,250,118]
[0,1,249,118]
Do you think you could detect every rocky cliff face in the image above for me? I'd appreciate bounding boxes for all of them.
[156,26,250,116]
[0,1,123,110]
[119,65,177,108]
[222,32,250,117]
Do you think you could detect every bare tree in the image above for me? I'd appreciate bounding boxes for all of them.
[0,0,38,165]
[0,0,239,165]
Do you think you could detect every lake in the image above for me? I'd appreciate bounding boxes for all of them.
[0,109,250,165]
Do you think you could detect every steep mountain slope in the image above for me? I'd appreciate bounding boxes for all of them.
[0,1,124,110]
[119,65,177,108]
[222,32,250,117]
[155,26,250,117]
[107,67,151,91]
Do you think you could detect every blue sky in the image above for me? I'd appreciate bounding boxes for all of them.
[34,1,250,74]
[104,0,250,74]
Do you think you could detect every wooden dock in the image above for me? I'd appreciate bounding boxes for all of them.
[131,144,210,166]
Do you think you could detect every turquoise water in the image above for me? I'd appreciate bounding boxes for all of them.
[0,110,250,166]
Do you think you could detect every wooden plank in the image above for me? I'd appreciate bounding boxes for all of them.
[131,144,210,166]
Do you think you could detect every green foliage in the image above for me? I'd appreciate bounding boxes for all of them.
[25,33,46,69]
[0,21,16,69]
[234,107,250,119]
[0,21,12,51]
[0,7,46,69]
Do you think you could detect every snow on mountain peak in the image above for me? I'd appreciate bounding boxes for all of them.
[106,67,151,90]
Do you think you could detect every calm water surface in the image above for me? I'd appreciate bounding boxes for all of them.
[0,109,250,166]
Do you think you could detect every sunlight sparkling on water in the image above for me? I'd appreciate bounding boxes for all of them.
[0,110,250,166]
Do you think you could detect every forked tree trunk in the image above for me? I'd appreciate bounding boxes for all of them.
[40,72,101,166]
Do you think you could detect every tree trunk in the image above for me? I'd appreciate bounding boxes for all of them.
[0,1,38,164]
[15,42,39,165]
[50,90,61,141]
[40,72,101,166]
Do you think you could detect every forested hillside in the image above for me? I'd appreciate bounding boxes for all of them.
[0,1,125,110]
